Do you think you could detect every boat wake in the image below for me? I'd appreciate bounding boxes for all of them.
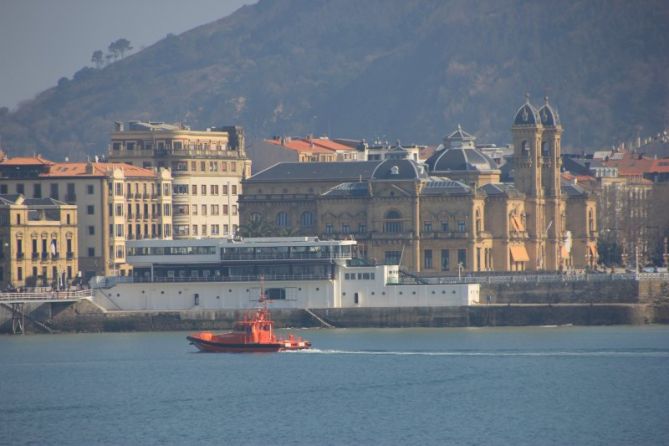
[286,349,669,358]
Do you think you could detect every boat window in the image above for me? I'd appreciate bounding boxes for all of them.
[266,288,286,300]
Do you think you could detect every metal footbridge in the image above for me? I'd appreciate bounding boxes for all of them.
[0,289,93,334]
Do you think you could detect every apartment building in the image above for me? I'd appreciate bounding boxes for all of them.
[0,157,172,278]
[0,194,78,289]
[108,121,251,238]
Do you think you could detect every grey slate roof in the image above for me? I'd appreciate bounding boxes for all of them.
[427,146,499,172]
[322,182,370,197]
[422,177,471,195]
[371,159,428,180]
[513,102,541,126]
[561,180,588,197]
[248,161,381,182]
[479,183,524,198]
[538,100,560,127]
[24,197,68,207]
[0,194,21,205]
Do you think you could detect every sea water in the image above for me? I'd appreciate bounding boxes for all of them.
[1,326,668,446]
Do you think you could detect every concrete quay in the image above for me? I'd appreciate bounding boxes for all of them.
[1,275,668,333]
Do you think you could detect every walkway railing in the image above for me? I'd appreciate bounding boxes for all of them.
[91,274,333,288]
[0,289,93,303]
[414,272,669,285]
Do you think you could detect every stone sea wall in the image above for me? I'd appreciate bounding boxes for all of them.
[1,277,668,334]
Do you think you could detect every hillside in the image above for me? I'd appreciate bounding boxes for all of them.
[0,0,667,164]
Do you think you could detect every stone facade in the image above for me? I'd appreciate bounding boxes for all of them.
[0,195,78,289]
[108,121,251,238]
[240,97,597,275]
[0,158,172,278]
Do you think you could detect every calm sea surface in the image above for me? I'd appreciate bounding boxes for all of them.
[1,326,668,446]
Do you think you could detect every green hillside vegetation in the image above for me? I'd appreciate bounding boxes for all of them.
[0,0,667,164]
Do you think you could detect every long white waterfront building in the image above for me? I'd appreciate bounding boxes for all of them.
[91,237,479,311]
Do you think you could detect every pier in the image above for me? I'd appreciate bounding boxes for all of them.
[0,289,93,334]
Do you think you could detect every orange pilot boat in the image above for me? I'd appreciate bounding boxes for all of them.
[187,297,311,353]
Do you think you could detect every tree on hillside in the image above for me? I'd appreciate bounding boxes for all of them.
[108,38,133,61]
[91,50,104,68]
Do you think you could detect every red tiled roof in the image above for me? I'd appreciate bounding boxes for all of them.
[41,162,156,178]
[601,152,655,177]
[0,155,54,166]
[266,137,355,154]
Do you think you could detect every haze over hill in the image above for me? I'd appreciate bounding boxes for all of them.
[0,0,667,164]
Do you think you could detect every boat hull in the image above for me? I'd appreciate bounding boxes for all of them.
[187,336,311,353]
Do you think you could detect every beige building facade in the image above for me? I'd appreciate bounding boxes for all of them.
[0,157,173,279]
[0,195,78,289]
[108,121,251,238]
[240,98,597,275]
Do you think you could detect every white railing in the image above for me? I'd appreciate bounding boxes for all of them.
[0,289,93,302]
[413,272,669,285]
[91,274,332,288]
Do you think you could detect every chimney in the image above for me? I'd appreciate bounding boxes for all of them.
[114,121,124,132]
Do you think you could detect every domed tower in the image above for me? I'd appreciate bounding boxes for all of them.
[512,94,545,270]
[426,125,500,187]
[512,94,544,197]
[538,97,562,197]
[538,97,565,271]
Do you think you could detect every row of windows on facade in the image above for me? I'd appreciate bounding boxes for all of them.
[110,182,170,198]
[10,265,75,283]
[344,272,376,280]
[100,222,240,244]
[174,204,237,217]
[1,183,96,199]
[112,141,230,152]
[172,184,238,196]
[5,237,74,257]
[108,203,172,218]
[420,248,495,271]
[382,249,470,270]
[170,160,239,173]
[266,211,469,234]
[5,213,74,226]
[108,223,172,240]
[173,224,238,238]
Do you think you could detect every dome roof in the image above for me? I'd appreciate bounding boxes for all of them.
[538,97,561,127]
[371,158,428,180]
[426,146,499,173]
[513,96,541,126]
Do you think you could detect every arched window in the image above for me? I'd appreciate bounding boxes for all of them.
[300,211,314,227]
[475,209,482,234]
[276,211,289,228]
[383,210,402,233]
[541,141,550,157]
[521,140,529,154]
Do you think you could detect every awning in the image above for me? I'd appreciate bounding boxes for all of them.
[510,245,530,262]
[511,215,525,232]
[588,244,597,258]
[560,247,569,258]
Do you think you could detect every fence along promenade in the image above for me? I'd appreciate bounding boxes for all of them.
[0,289,93,304]
[425,272,669,285]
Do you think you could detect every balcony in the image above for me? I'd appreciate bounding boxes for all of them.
[17,252,24,260]
[32,252,39,260]
[66,252,74,260]
[41,252,48,260]
[51,253,60,260]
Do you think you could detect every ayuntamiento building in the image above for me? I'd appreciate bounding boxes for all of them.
[240,97,598,275]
